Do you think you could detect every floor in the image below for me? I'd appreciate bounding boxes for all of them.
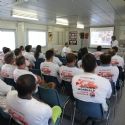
[62,86,125,125]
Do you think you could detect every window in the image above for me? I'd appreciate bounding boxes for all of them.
[0,30,15,51]
[28,30,47,47]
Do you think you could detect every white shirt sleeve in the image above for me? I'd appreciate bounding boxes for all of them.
[106,80,112,99]
[0,79,12,95]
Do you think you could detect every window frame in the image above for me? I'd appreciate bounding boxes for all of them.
[0,29,16,51]
[27,29,48,47]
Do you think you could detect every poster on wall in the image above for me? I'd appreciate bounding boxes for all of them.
[69,31,77,45]
[48,32,53,42]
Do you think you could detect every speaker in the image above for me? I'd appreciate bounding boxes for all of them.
[80,32,84,39]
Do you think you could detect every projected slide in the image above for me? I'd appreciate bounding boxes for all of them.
[90,27,114,48]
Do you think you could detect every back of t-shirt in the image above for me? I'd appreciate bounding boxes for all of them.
[72,73,112,111]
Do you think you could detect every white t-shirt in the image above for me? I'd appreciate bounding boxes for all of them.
[1,64,16,78]
[39,53,45,59]
[112,40,119,47]
[95,65,119,84]
[77,60,82,68]
[53,56,62,66]
[23,52,36,65]
[62,47,71,57]
[59,66,83,82]
[6,90,52,125]
[72,73,112,111]
[40,62,59,77]
[111,54,124,68]
[93,51,103,60]
[13,68,37,82]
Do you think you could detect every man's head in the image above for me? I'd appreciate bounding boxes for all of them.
[108,49,115,57]
[4,52,14,64]
[16,56,26,68]
[112,36,116,41]
[65,42,69,47]
[66,53,77,66]
[112,46,118,53]
[97,46,102,51]
[100,53,111,65]
[45,50,54,61]
[82,53,96,72]
[14,48,22,57]
[25,45,32,52]
[3,47,10,54]
[19,46,24,51]
[16,74,36,98]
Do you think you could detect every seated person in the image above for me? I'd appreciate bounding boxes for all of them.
[51,48,62,66]
[92,46,103,60]
[95,53,119,85]
[23,45,36,66]
[0,79,12,110]
[13,56,43,85]
[6,74,52,125]
[34,45,45,59]
[40,50,59,78]
[14,48,31,68]
[1,52,16,78]
[59,53,83,82]
[61,42,72,57]
[72,53,112,111]
[111,46,124,69]
[77,47,88,68]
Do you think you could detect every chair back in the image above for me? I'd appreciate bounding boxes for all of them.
[43,75,60,87]
[38,87,61,107]
[4,78,16,88]
[62,80,73,97]
[30,69,41,77]
[75,99,104,119]
[35,58,45,69]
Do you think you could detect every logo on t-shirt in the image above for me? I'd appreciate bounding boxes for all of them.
[76,79,98,97]
[61,71,73,81]
[42,67,51,75]
[111,59,119,65]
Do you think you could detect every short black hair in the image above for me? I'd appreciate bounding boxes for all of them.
[112,36,116,40]
[16,74,36,97]
[112,46,118,53]
[65,42,68,46]
[97,46,102,51]
[45,50,54,60]
[66,53,77,63]
[4,52,14,64]
[16,56,25,66]
[14,48,21,56]
[82,53,96,72]
[19,46,24,51]
[25,45,32,52]
[78,47,88,60]
[3,47,10,54]
[108,49,115,56]
[100,53,111,64]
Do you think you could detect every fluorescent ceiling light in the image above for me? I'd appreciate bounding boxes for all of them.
[56,18,69,25]
[77,23,84,29]
[12,9,38,21]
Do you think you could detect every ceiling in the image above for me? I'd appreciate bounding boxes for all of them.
[0,0,125,27]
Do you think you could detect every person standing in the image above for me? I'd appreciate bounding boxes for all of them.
[111,36,119,47]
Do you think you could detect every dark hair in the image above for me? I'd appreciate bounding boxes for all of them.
[34,45,41,59]
[66,53,77,63]
[82,53,96,72]
[112,36,116,40]
[112,46,118,53]
[65,42,68,46]
[45,50,54,60]
[14,48,21,56]
[3,47,10,54]
[16,74,36,97]
[97,46,102,51]
[4,52,14,64]
[108,49,115,57]
[16,56,25,66]
[100,53,111,64]
[78,47,88,60]
[25,45,32,52]
[19,46,24,51]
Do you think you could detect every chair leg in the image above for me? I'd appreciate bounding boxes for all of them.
[60,99,70,124]
[71,105,76,125]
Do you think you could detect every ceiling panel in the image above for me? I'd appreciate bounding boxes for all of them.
[0,0,125,27]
